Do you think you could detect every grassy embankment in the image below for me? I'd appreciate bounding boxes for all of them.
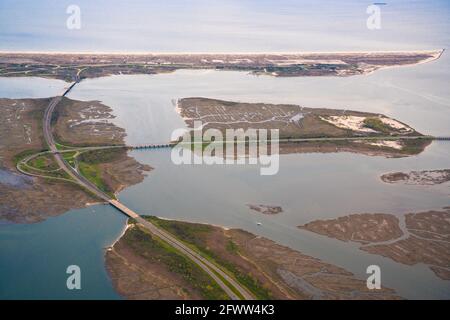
[363,117,399,134]
[362,117,431,154]
[14,150,72,180]
[14,146,127,198]
[61,151,78,167]
[123,221,230,300]
[77,148,124,198]
[146,216,272,299]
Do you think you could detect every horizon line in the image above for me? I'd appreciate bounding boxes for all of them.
[0,49,444,55]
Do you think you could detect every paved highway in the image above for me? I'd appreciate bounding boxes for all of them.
[130,134,443,150]
[110,200,254,300]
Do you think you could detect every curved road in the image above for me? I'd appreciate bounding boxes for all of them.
[42,82,254,300]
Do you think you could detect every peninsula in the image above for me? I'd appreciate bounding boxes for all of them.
[0,50,443,81]
[176,97,432,157]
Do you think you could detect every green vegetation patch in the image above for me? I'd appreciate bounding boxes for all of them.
[28,154,60,171]
[226,239,239,254]
[14,150,74,180]
[77,148,125,198]
[62,151,77,167]
[78,148,123,164]
[363,117,395,134]
[147,216,272,299]
[13,149,47,165]
[124,224,229,300]
[55,142,77,151]
[19,162,71,180]
[78,161,112,196]
[400,138,432,155]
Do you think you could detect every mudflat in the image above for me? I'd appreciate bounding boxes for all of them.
[247,204,283,215]
[381,169,450,185]
[299,208,450,280]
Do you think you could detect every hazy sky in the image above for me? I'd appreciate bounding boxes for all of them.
[0,0,449,52]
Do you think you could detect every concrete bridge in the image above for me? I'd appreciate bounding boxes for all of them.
[128,135,450,150]
[131,143,173,149]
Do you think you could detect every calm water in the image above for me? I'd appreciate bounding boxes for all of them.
[0,205,126,299]
[0,77,67,99]
[1,0,449,52]
[0,75,126,298]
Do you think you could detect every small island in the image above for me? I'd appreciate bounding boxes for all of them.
[247,204,283,215]
[381,169,450,185]
[299,208,450,280]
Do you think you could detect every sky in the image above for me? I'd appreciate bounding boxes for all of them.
[0,0,449,52]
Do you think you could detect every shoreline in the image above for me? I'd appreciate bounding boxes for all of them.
[107,220,130,250]
[363,49,444,75]
[105,212,233,256]
[1,49,442,82]
[148,215,231,231]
